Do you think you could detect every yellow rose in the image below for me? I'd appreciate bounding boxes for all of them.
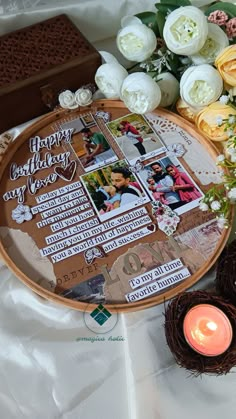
[176,98,201,123]
[215,45,236,87]
[195,101,236,142]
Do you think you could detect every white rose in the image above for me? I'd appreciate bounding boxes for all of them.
[191,23,229,65]
[95,63,128,99]
[180,64,223,108]
[156,72,180,107]
[74,88,93,107]
[199,201,209,211]
[58,90,77,109]
[116,23,157,62]
[120,73,161,114]
[210,200,221,211]
[163,6,208,56]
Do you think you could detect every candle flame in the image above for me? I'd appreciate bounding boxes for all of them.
[206,321,217,331]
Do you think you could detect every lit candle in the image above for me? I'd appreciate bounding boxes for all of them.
[183,304,233,357]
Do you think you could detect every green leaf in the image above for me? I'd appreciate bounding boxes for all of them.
[167,54,182,79]
[155,4,177,16]
[205,2,236,19]
[156,10,166,38]
[160,0,191,5]
[135,11,160,35]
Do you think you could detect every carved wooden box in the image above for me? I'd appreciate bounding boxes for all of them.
[0,14,101,133]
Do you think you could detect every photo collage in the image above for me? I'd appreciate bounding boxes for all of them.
[60,112,203,222]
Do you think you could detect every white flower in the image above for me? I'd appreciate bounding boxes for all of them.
[163,6,208,56]
[180,64,223,108]
[219,95,229,105]
[166,143,186,158]
[227,129,234,138]
[230,154,236,163]
[216,116,223,126]
[228,188,236,202]
[99,51,119,64]
[226,143,236,155]
[228,87,236,101]
[58,90,77,109]
[95,63,128,99]
[191,23,229,65]
[217,215,229,229]
[229,115,236,124]
[216,154,225,163]
[12,204,33,224]
[74,88,93,107]
[210,200,221,211]
[199,201,209,211]
[155,72,180,107]
[120,15,142,28]
[116,23,157,62]
[120,73,161,114]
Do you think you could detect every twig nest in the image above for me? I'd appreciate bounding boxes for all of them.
[164,291,236,375]
[215,239,236,305]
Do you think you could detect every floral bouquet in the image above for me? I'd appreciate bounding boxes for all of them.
[58,0,236,226]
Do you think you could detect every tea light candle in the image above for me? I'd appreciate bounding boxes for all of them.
[183,304,233,357]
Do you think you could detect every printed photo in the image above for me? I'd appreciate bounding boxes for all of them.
[107,113,165,163]
[81,160,150,221]
[138,156,203,215]
[60,274,105,303]
[60,114,117,171]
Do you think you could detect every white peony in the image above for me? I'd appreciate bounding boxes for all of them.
[180,64,223,108]
[163,6,208,56]
[121,73,161,114]
[116,22,157,62]
[75,88,93,107]
[191,23,229,65]
[95,63,128,99]
[99,51,119,64]
[156,72,180,107]
[58,90,77,109]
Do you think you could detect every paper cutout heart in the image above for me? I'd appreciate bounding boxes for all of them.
[54,160,76,182]
[147,224,155,232]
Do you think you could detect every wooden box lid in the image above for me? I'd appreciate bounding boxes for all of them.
[0,14,100,93]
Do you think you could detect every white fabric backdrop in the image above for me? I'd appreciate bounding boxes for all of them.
[0,1,236,418]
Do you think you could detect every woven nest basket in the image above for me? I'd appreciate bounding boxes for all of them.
[164,290,236,376]
[215,239,236,306]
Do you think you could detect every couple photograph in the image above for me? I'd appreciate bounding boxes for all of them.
[140,157,203,214]
[81,161,149,221]
[107,113,164,163]
[60,114,117,171]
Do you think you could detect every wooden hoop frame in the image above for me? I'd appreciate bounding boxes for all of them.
[0,100,232,312]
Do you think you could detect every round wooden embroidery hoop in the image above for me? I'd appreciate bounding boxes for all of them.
[0,100,232,312]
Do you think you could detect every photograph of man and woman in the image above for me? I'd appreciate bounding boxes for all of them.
[60,113,117,171]
[81,160,150,221]
[106,113,164,163]
[139,156,203,215]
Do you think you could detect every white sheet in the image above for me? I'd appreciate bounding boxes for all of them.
[0,1,236,418]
